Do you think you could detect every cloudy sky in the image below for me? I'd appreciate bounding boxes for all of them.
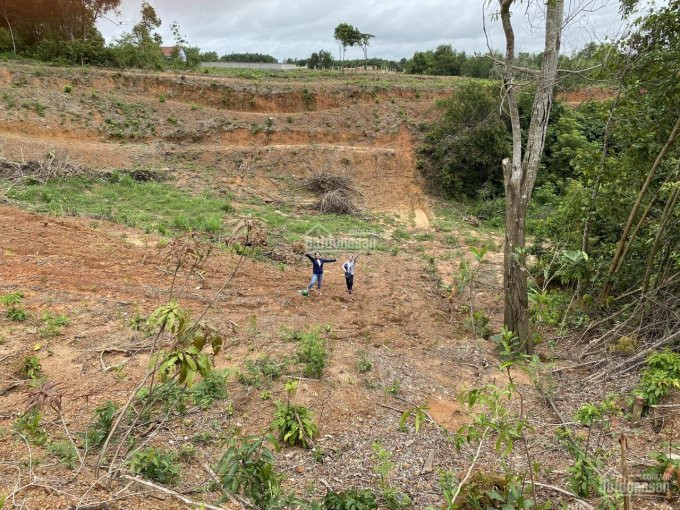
[97,0,624,61]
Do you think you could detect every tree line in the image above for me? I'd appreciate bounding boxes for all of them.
[0,0,201,69]
[422,0,680,354]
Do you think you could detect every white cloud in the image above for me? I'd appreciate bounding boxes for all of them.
[97,0,623,61]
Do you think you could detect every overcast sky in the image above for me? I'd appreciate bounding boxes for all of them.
[97,0,625,61]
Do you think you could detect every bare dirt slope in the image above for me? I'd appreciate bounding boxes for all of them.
[0,64,673,510]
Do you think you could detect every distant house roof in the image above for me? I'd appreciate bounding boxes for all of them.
[160,46,181,57]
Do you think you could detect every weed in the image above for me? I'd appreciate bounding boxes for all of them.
[128,447,180,484]
[238,355,285,388]
[7,177,232,237]
[1,291,27,321]
[372,441,411,508]
[178,444,196,461]
[399,403,429,434]
[158,94,166,102]
[48,440,78,469]
[191,370,228,409]
[464,310,491,339]
[39,312,69,337]
[323,489,378,509]
[385,379,401,396]
[260,390,273,400]
[296,331,327,379]
[414,232,434,242]
[250,123,264,135]
[390,246,399,256]
[280,326,304,342]
[63,85,72,93]
[15,410,48,445]
[271,381,317,448]
[356,350,373,373]
[392,228,410,240]
[137,381,189,415]
[82,401,118,448]
[22,355,42,380]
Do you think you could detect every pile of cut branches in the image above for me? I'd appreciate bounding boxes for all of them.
[577,272,680,381]
[0,153,90,184]
[305,172,361,215]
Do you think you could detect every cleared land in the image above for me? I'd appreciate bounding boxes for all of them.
[0,63,668,509]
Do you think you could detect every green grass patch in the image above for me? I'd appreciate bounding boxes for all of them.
[5,177,230,236]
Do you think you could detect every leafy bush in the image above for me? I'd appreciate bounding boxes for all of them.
[22,355,42,381]
[323,489,378,510]
[464,310,490,339]
[356,351,373,373]
[148,302,224,387]
[271,381,317,448]
[14,410,48,445]
[191,370,228,409]
[128,447,180,484]
[296,331,328,379]
[39,312,69,337]
[83,401,118,448]
[238,355,285,388]
[647,447,680,494]
[216,435,283,508]
[450,471,541,510]
[420,83,510,197]
[636,350,680,406]
[48,440,78,469]
[1,291,27,321]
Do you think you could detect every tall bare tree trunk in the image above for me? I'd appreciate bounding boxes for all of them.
[500,0,564,354]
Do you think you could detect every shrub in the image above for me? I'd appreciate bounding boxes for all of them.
[39,312,69,337]
[15,410,48,445]
[323,489,378,510]
[82,401,118,448]
[356,351,373,373]
[296,331,327,379]
[128,447,180,484]
[271,381,317,448]
[216,435,283,508]
[1,291,27,321]
[238,355,285,388]
[636,350,680,407]
[191,370,228,409]
[465,310,490,339]
[22,355,42,380]
[48,440,78,469]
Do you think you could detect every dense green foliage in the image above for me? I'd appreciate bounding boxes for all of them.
[219,52,277,63]
[420,83,510,197]
[0,1,200,69]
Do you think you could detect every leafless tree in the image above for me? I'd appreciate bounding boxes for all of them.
[493,0,565,354]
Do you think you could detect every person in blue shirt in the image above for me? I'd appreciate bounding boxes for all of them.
[304,252,336,294]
